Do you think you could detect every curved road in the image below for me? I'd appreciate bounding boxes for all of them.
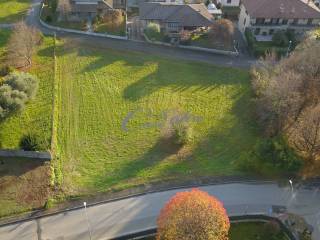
[1,182,320,240]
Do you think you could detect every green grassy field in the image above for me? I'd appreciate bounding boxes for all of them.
[0,31,55,150]
[55,41,260,195]
[0,0,30,23]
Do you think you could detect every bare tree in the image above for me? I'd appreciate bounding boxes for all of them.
[6,22,42,69]
[292,105,320,162]
[102,10,123,32]
[58,0,71,21]
[208,19,235,47]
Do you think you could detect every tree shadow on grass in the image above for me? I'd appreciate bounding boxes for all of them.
[96,135,183,188]
[123,62,249,101]
[0,11,27,24]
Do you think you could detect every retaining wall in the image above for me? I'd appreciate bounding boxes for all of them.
[0,150,51,160]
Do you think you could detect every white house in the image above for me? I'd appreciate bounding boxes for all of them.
[217,0,240,7]
[238,0,320,40]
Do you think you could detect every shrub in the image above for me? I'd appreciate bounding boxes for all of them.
[209,19,235,47]
[179,30,191,45]
[0,72,39,119]
[19,133,43,151]
[237,137,303,173]
[157,188,230,240]
[45,15,52,23]
[173,123,193,145]
[245,28,255,49]
[272,30,289,47]
[145,22,161,40]
[0,65,13,77]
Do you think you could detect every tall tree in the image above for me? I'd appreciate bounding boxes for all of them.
[58,0,71,21]
[157,189,230,240]
[208,19,234,47]
[6,22,42,69]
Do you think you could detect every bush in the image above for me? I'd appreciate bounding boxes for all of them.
[179,30,191,45]
[245,28,255,48]
[145,22,161,40]
[173,124,193,145]
[272,30,289,47]
[0,65,14,77]
[19,133,43,151]
[237,136,303,173]
[45,15,52,23]
[0,72,39,119]
[157,189,230,240]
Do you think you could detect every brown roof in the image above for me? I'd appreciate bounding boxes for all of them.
[139,3,214,27]
[242,0,320,19]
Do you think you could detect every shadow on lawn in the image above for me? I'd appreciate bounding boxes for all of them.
[123,61,248,101]
[96,135,183,188]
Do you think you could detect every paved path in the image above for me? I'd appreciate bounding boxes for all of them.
[0,182,320,240]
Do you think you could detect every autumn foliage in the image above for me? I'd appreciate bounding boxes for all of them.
[156,188,230,240]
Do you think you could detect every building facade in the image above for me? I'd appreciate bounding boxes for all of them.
[238,0,320,40]
[217,0,240,7]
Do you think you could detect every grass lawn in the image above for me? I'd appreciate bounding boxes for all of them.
[191,33,234,51]
[0,29,10,64]
[0,31,55,150]
[0,157,50,217]
[54,40,260,196]
[0,0,30,23]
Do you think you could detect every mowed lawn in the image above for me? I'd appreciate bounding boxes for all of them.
[0,0,30,23]
[55,41,260,195]
[0,30,55,150]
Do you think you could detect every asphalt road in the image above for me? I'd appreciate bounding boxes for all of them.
[0,182,320,240]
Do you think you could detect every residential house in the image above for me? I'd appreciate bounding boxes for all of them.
[217,0,240,7]
[70,0,126,18]
[139,2,214,34]
[208,2,222,19]
[238,0,320,40]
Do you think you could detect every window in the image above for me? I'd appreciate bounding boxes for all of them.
[282,19,288,24]
[227,0,231,3]
[254,28,260,35]
[269,29,274,35]
[307,19,313,25]
[293,19,298,25]
[271,18,280,24]
[256,18,265,24]
[168,22,179,29]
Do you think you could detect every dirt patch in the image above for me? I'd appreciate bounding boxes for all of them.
[0,157,51,217]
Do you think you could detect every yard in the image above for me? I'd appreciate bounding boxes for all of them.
[0,30,54,217]
[0,0,30,23]
[54,40,260,196]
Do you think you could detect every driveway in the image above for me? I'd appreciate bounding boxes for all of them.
[0,182,320,240]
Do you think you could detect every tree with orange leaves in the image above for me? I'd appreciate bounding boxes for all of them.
[157,188,230,240]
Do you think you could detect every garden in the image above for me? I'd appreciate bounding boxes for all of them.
[144,19,236,52]
[40,0,126,36]
[245,29,297,58]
